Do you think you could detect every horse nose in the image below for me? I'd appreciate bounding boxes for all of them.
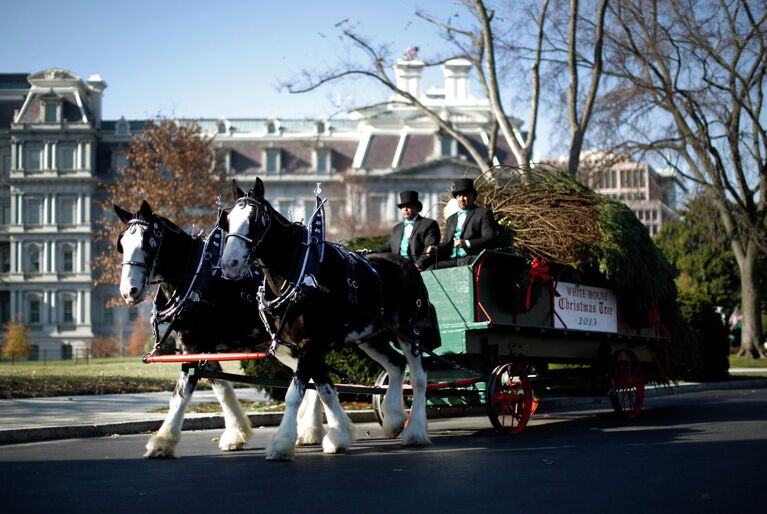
[228,258,240,270]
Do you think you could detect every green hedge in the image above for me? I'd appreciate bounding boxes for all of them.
[675,290,730,381]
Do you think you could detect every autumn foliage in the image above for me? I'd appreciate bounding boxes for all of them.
[93,119,227,287]
[2,323,32,360]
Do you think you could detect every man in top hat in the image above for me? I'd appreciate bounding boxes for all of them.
[374,190,440,270]
[426,178,498,267]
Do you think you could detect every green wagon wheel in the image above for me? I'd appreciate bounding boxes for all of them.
[487,362,534,434]
[609,349,645,419]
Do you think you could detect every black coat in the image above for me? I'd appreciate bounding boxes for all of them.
[435,205,498,260]
[376,215,440,269]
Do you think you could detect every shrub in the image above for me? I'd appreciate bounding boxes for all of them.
[676,290,730,381]
[241,344,383,401]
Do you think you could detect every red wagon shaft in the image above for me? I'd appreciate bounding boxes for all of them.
[142,352,268,363]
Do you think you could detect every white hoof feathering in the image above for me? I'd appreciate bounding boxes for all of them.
[322,427,352,454]
[265,436,296,461]
[401,420,431,446]
[297,424,325,446]
[381,411,405,439]
[218,425,253,451]
[144,435,177,458]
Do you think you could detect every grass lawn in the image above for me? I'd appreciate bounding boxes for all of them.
[0,357,244,398]
[728,355,767,368]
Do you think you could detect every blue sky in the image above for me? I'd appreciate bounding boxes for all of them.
[4,0,556,155]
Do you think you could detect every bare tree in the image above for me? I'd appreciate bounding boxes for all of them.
[283,1,610,177]
[603,0,766,358]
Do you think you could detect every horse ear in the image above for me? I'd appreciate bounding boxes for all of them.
[232,179,245,200]
[217,209,229,231]
[253,177,265,199]
[139,200,153,220]
[114,205,133,224]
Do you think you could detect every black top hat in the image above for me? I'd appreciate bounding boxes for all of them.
[397,190,422,209]
[451,178,478,197]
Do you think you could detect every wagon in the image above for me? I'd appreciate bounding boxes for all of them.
[144,249,672,435]
[408,249,672,433]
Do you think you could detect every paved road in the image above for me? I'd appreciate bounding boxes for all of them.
[1,386,765,514]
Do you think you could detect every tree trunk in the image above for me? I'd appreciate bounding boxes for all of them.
[735,243,766,359]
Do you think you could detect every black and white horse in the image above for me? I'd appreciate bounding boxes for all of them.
[220,178,439,461]
[115,200,326,458]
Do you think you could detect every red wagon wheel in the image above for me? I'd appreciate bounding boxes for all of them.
[487,362,534,434]
[609,349,645,419]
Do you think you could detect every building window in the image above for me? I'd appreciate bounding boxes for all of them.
[217,121,228,134]
[316,121,326,134]
[0,199,10,225]
[104,303,114,324]
[29,297,41,324]
[303,199,316,223]
[44,102,58,123]
[315,149,330,174]
[1,154,10,176]
[275,199,292,219]
[116,119,130,136]
[61,147,76,171]
[28,147,43,171]
[367,194,387,223]
[62,297,75,324]
[440,136,454,157]
[328,199,343,224]
[0,243,10,273]
[59,196,77,226]
[28,245,42,273]
[267,121,277,134]
[62,245,75,272]
[114,152,128,173]
[26,197,43,226]
[265,149,281,174]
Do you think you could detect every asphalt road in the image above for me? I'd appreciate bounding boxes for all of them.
[1,386,765,514]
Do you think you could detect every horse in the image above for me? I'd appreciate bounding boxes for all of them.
[115,200,326,458]
[219,178,440,461]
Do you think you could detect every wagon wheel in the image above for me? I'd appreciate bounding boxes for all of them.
[371,371,412,426]
[487,362,534,434]
[609,349,645,419]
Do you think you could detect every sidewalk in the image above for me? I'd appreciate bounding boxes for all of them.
[1,377,765,445]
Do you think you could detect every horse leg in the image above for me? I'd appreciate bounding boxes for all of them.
[396,338,431,446]
[144,367,199,458]
[313,373,354,454]
[359,340,407,438]
[207,361,253,451]
[272,344,324,445]
[265,375,306,461]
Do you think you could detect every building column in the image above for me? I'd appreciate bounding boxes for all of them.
[16,192,23,225]
[49,194,56,225]
[83,141,91,171]
[50,240,57,274]
[82,194,91,223]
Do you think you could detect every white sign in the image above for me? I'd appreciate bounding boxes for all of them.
[553,281,617,333]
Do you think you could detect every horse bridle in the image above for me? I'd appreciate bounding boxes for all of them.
[118,218,164,288]
[224,196,271,263]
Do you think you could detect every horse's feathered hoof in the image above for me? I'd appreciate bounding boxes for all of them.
[401,428,432,447]
[218,426,252,451]
[144,436,177,458]
[265,450,295,461]
[297,426,325,446]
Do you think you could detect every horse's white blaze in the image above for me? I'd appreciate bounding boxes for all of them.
[119,226,148,305]
[221,203,252,279]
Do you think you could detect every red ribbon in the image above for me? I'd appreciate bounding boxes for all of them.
[525,257,553,311]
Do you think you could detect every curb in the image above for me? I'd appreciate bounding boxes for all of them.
[2,378,765,446]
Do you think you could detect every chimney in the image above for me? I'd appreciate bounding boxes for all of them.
[442,59,472,103]
[87,74,107,127]
[394,59,425,100]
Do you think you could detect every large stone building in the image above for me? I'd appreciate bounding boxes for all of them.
[0,60,679,360]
